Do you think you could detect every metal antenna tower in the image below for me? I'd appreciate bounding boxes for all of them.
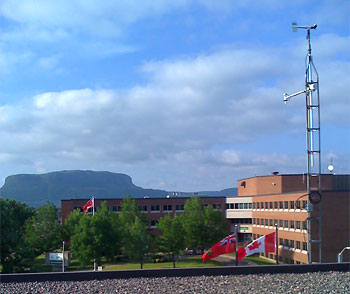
[283,22,322,264]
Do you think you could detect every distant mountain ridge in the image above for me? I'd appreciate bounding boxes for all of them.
[0,170,237,207]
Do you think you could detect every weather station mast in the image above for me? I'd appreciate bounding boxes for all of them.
[283,22,322,264]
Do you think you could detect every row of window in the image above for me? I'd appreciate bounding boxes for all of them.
[110,203,220,213]
[253,200,308,210]
[225,203,252,210]
[230,218,252,224]
[253,218,307,230]
[253,234,307,251]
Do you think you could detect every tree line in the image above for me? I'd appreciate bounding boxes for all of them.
[0,196,228,273]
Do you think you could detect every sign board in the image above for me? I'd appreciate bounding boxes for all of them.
[240,227,249,230]
[49,253,63,264]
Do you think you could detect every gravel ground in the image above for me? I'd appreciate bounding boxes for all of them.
[1,271,349,294]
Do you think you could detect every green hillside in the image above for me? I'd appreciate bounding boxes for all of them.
[0,170,166,207]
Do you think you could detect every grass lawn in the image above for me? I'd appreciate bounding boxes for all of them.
[105,257,223,271]
[244,256,275,265]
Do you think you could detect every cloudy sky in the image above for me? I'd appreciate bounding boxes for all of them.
[0,0,349,192]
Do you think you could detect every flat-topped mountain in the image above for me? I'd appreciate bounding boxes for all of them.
[0,170,237,207]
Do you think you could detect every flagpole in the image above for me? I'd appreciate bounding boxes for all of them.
[92,195,96,272]
[275,223,279,264]
[235,225,238,266]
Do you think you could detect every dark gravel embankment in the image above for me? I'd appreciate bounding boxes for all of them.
[1,271,349,294]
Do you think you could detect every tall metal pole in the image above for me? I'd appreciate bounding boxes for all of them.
[235,225,238,266]
[92,196,97,271]
[62,241,65,273]
[283,23,322,264]
[275,223,278,264]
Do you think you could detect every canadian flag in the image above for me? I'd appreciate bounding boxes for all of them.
[237,232,275,262]
[81,198,94,213]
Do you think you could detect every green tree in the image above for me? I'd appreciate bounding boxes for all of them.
[181,197,207,252]
[70,202,120,266]
[70,213,94,266]
[62,208,82,246]
[23,202,62,257]
[158,214,185,268]
[202,205,229,249]
[0,198,34,273]
[118,196,150,268]
[92,202,120,263]
[181,198,228,253]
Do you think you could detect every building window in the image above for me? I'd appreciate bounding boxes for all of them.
[257,202,260,209]
[302,201,307,210]
[279,220,283,228]
[273,219,277,227]
[269,219,273,226]
[290,201,295,209]
[257,219,260,225]
[302,242,307,251]
[253,234,256,239]
[284,201,289,209]
[279,201,283,209]
[234,203,238,209]
[253,218,256,224]
[150,220,158,227]
[284,220,289,228]
[296,201,301,209]
[176,204,184,211]
[269,202,273,209]
[296,221,301,229]
[212,204,221,210]
[163,204,173,212]
[302,221,307,230]
[244,203,248,209]
[230,203,234,209]
[274,201,278,209]
[284,239,289,247]
[151,204,160,212]
[261,219,264,226]
[265,219,268,226]
[265,202,268,209]
[279,238,283,246]
[296,241,301,249]
[253,203,256,209]
[225,204,229,209]
[249,203,252,209]
[290,240,295,249]
[290,221,295,229]
[261,202,264,209]
[112,205,122,212]
[139,205,148,212]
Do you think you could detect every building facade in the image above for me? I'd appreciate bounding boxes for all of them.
[225,196,252,242]
[238,174,350,264]
[61,196,226,231]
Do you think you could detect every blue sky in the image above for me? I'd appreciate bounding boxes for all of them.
[0,0,349,191]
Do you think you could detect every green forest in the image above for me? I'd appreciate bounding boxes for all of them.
[0,196,229,273]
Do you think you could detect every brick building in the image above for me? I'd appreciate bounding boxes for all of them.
[61,196,226,231]
[238,174,350,264]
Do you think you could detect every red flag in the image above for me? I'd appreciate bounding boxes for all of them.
[81,199,93,213]
[202,234,236,262]
[237,232,275,262]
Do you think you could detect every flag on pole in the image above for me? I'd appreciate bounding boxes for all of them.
[202,234,236,262]
[81,198,94,213]
[237,231,275,262]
